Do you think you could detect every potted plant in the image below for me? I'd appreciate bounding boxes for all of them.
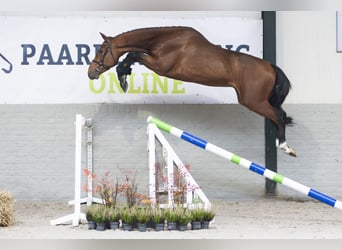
[151,208,165,231]
[165,207,178,230]
[175,207,191,231]
[202,209,216,229]
[190,208,205,230]
[120,207,136,231]
[92,205,107,231]
[136,207,151,232]
[107,206,121,230]
[86,204,98,230]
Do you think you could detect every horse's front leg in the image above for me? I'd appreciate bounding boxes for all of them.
[116,58,132,92]
[116,52,143,92]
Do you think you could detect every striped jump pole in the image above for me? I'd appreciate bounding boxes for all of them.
[147,116,342,211]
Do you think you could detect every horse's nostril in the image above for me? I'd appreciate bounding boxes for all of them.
[88,71,97,80]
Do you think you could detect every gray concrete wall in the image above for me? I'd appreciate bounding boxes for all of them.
[1,104,341,203]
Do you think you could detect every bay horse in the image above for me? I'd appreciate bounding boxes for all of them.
[88,26,296,157]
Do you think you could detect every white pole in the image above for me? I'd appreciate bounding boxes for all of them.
[167,150,175,207]
[148,123,211,209]
[50,114,87,226]
[86,120,93,206]
[147,124,157,206]
[147,116,342,211]
[72,114,84,226]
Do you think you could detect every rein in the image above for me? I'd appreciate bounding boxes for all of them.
[92,37,115,72]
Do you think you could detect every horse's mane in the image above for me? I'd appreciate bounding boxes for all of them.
[114,26,198,38]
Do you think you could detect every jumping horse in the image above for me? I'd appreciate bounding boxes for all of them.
[88,26,296,157]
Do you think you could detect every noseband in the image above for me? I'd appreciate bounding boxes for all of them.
[92,37,115,73]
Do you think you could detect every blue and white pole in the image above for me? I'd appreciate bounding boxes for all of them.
[147,116,342,210]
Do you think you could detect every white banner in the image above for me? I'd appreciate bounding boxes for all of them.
[0,15,262,104]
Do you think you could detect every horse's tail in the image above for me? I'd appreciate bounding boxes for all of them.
[285,116,293,126]
[271,64,291,105]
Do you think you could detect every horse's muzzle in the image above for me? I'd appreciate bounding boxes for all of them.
[88,70,99,80]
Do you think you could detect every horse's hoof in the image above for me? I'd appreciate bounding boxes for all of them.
[278,142,297,157]
[289,149,297,157]
[119,76,128,92]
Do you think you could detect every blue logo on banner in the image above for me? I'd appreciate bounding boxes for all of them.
[19,43,250,66]
[0,53,13,74]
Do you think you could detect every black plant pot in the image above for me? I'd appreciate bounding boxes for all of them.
[137,223,147,232]
[88,221,96,230]
[201,221,210,229]
[191,221,201,230]
[155,223,165,231]
[167,222,177,231]
[122,223,133,231]
[178,224,188,231]
[110,221,120,230]
[96,222,106,231]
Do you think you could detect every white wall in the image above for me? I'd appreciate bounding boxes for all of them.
[277,11,342,104]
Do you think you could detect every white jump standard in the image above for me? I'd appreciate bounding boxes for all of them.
[148,122,211,209]
[50,114,102,226]
[147,116,342,210]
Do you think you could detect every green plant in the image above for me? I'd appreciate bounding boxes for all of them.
[165,207,178,223]
[86,204,98,222]
[91,204,107,223]
[120,207,137,225]
[107,206,121,222]
[203,209,216,221]
[190,208,205,222]
[136,207,151,224]
[175,207,192,225]
[151,208,165,224]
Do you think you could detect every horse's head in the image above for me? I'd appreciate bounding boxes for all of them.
[88,33,118,80]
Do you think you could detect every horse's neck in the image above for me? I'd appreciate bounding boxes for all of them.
[114,29,160,53]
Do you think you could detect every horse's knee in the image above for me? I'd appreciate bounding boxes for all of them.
[116,65,130,78]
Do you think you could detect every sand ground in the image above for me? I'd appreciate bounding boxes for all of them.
[1,196,342,239]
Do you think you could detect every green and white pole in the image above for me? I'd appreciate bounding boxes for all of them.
[147,116,342,210]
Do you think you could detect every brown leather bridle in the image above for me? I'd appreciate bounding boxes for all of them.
[92,37,115,74]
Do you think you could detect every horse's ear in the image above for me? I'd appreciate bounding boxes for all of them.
[100,32,108,40]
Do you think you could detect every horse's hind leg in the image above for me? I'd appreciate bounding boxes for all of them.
[268,90,295,156]
[272,107,296,157]
[243,100,296,157]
